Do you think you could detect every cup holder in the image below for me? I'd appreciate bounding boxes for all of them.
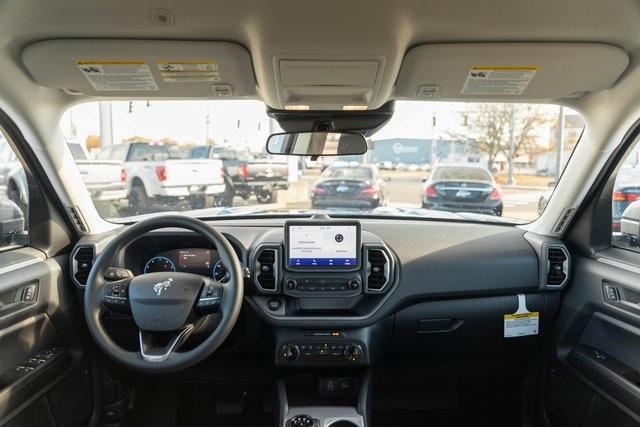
[328,421,359,427]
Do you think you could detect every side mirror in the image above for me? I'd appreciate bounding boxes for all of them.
[266,131,367,157]
[0,197,26,246]
[621,200,640,246]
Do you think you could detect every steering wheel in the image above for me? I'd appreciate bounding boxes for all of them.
[83,215,244,373]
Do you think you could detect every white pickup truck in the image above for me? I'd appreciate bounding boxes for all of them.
[67,143,128,204]
[97,142,225,214]
[0,140,127,215]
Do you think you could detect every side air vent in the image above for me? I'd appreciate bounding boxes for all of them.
[254,246,279,293]
[72,245,95,287]
[68,206,89,232]
[547,246,569,287]
[364,246,392,293]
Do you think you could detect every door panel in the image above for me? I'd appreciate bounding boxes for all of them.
[544,252,640,424]
[0,247,89,426]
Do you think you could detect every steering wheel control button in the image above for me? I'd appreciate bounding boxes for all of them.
[196,282,223,311]
[288,415,316,427]
[102,281,130,310]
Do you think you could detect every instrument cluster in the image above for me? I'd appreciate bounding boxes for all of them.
[143,248,230,283]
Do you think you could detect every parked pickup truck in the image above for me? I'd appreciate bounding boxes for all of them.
[68,143,128,203]
[186,146,288,205]
[0,139,127,215]
[98,142,225,214]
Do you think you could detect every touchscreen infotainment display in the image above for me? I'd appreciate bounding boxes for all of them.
[287,223,359,268]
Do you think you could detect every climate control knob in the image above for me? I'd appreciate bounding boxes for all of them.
[282,344,301,361]
[347,278,359,290]
[286,279,298,290]
[344,344,363,362]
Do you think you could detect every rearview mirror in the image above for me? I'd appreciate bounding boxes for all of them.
[266,131,367,157]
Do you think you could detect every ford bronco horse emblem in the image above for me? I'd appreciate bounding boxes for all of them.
[153,278,173,296]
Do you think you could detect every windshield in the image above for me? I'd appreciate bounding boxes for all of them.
[61,100,583,223]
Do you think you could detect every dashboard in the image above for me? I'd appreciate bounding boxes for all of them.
[72,216,570,369]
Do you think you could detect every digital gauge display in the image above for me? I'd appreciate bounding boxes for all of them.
[143,256,176,273]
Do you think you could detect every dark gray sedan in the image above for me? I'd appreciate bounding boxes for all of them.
[421,164,503,216]
[311,163,388,209]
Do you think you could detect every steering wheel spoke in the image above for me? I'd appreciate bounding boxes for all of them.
[138,324,196,363]
[101,278,132,312]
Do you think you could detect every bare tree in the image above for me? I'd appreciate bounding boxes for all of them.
[459,104,510,170]
[457,104,550,170]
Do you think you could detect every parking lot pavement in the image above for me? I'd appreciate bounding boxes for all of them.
[85,170,545,222]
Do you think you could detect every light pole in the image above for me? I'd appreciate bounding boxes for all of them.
[99,101,113,148]
[507,105,516,186]
[554,106,565,179]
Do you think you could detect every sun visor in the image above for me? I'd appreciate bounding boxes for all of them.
[22,39,257,98]
[394,43,629,101]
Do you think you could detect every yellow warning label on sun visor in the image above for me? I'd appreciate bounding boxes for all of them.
[76,60,158,91]
[462,65,539,96]
[157,60,221,83]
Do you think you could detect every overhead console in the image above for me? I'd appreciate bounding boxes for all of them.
[249,216,396,324]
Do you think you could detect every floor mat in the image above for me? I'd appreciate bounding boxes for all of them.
[372,380,522,427]
[131,382,274,427]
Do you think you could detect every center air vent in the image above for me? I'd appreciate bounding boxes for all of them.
[547,246,569,287]
[254,246,279,293]
[365,246,392,293]
[72,245,95,287]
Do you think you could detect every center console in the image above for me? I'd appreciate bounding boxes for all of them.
[277,370,371,427]
[245,216,390,426]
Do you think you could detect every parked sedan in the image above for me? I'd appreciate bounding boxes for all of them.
[311,164,388,209]
[421,164,503,216]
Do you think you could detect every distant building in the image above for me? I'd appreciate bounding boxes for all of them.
[370,138,481,165]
